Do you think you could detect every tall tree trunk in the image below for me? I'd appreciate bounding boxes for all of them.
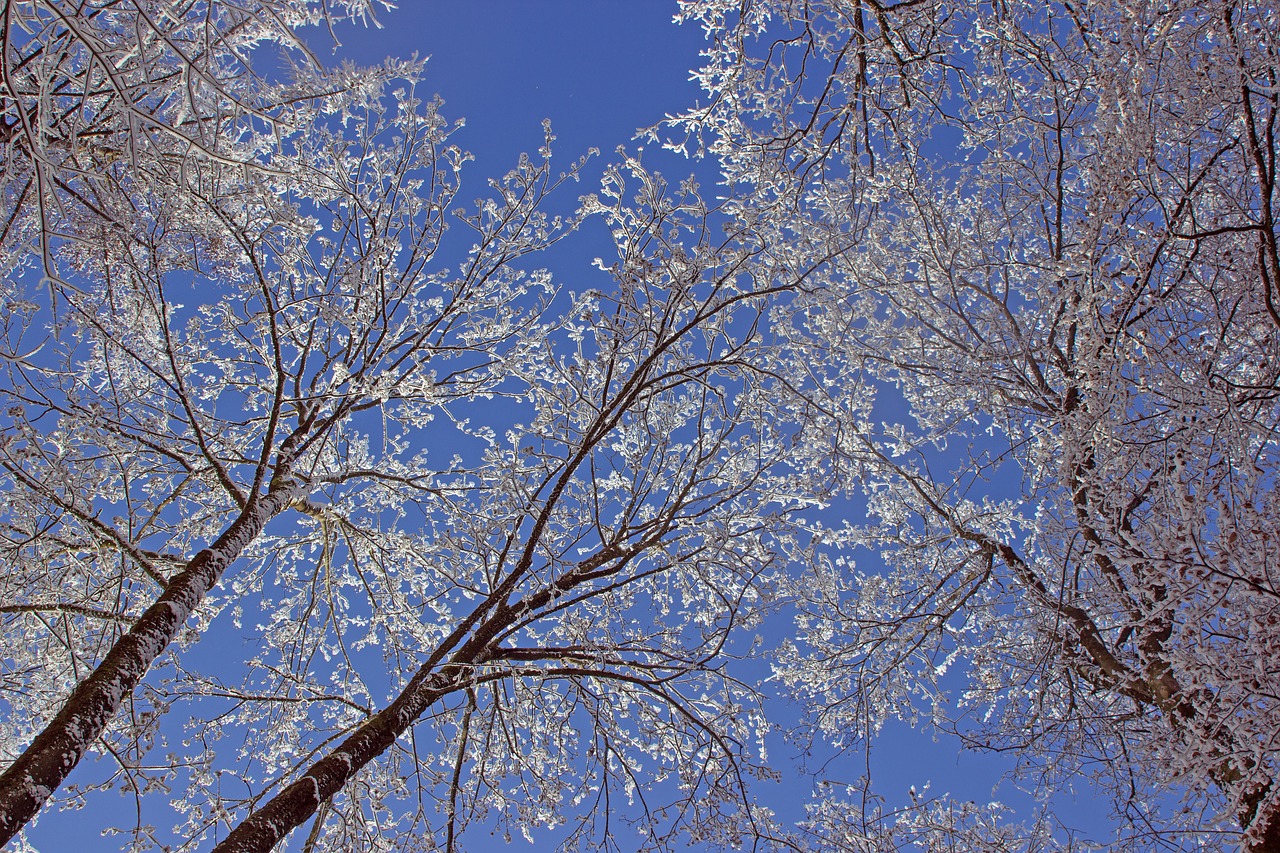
[0,486,297,846]
[209,535,632,850]
[209,668,454,853]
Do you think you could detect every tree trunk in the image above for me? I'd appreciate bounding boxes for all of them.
[0,486,297,846]
[1242,787,1280,853]
[209,540,631,850]
[209,670,451,853]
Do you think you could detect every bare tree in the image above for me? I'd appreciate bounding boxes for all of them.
[0,11,588,839]
[200,153,834,852]
[0,4,841,849]
[671,0,1280,848]
[11,0,1276,849]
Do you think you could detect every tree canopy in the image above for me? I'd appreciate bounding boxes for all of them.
[2,0,1278,851]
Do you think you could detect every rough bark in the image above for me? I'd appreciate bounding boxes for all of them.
[210,669,452,852]
[1246,816,1280,853]
[0,485,297,846]
[1243,789,1280,853]
[208,525,643,850]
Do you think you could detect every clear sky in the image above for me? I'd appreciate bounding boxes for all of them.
[23,3,1115,850]
[331,1,711,182]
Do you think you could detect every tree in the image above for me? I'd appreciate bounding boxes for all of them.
[0,0,419,841]
[1,3,841,850]
[669,0,1280,848]
[9,0,1279,850]
[198,151,833,852]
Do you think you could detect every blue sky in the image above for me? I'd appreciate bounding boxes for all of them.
[21,3,1119,850]
[333,1,710,180]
